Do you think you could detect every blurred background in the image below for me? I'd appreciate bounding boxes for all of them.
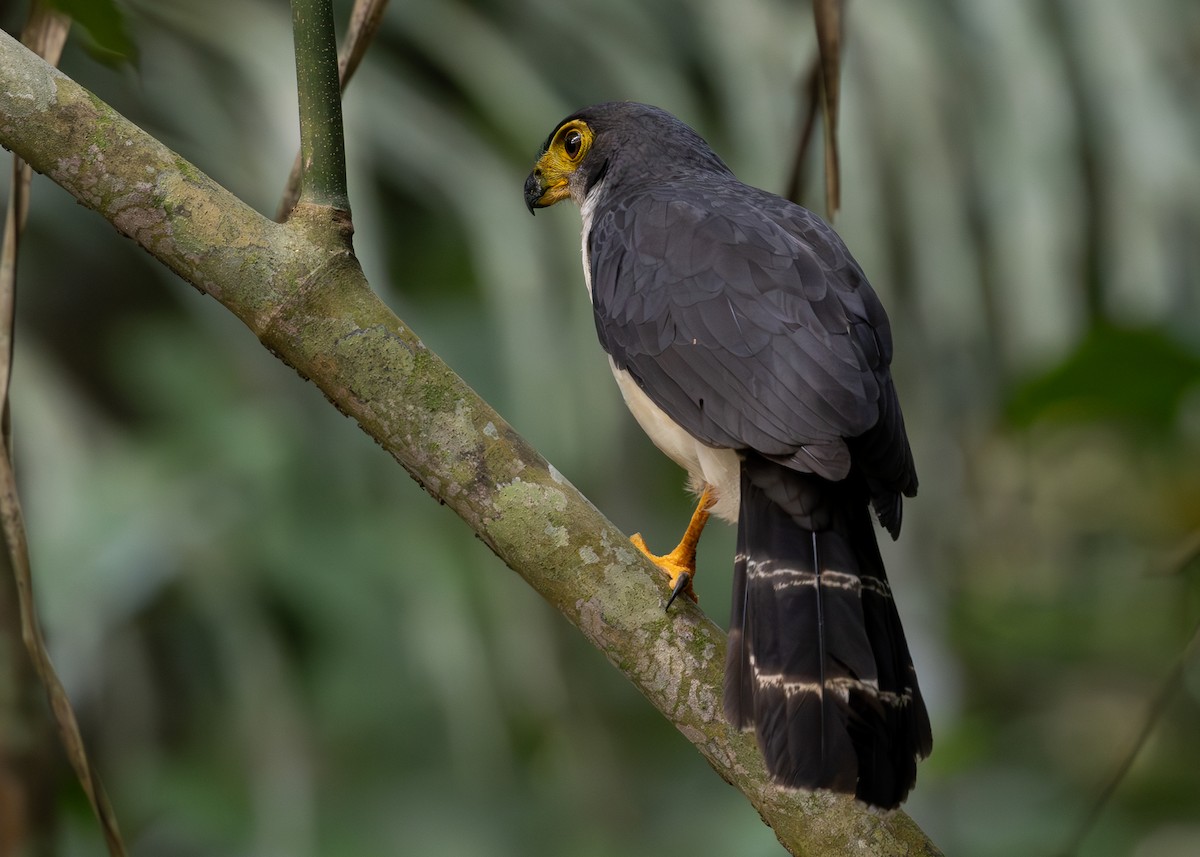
[2,0,1199,854]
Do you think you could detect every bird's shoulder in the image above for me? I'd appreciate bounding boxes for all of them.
[588,176,891,367]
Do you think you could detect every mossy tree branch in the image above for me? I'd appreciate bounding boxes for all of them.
[0,30,940,857]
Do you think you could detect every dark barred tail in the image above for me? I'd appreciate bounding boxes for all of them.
[723,459,932,809]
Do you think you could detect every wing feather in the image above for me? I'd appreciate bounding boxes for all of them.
[590,177,915,495]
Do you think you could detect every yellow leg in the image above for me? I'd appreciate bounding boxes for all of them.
[631,486,715,608]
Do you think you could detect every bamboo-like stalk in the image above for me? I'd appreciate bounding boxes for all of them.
[291,0,351,213]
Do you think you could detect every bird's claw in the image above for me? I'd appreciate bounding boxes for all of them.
[630,532,699,609]
[665,571,692,611]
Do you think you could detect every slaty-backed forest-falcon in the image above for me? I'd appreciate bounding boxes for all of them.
[523,102,932,809]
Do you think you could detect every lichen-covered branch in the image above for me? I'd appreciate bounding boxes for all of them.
[0,31,940,856]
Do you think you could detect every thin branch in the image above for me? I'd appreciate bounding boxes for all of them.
[290,0,350,213]
[784,58,821,206]
[0,32,942,856]
[0,3,71,411]
[1057,620,1200,857]
[1,454,128,857]
[1043,0,1107,326]
[277,0,388,221]
[338,0,389,85]
[0,6,128,856]
[813,0,844,221]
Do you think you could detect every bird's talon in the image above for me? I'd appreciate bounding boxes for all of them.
[665,571,692,611]
[630,534,699,606]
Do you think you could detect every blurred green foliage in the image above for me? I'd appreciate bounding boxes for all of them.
[45,0,135,64]
[3,0,1200,855]
[1006,325,1200,434]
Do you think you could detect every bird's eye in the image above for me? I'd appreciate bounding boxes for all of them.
[563,129,583,159]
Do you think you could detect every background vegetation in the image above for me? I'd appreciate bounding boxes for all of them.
[3,0,1199,854]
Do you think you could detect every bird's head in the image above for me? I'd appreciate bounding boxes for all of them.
[523,116,599,212]
[523,102,731,214]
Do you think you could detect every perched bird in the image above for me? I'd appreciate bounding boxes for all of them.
[524,102,931,809]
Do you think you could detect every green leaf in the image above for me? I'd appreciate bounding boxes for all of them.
[48,0,136,66]
[1005,325,1200,435]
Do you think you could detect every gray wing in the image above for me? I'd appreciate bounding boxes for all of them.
[588,178,916,528]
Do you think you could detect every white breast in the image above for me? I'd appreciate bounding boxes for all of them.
[608,359,741,522]
[579,187,740,521]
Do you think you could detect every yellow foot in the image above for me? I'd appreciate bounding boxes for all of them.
[630,485,714,610]
[630,532,698,607]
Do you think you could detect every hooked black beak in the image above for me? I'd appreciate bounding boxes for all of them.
[523,171,543,215]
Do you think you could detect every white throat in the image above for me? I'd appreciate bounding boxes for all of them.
[578,179,606,298]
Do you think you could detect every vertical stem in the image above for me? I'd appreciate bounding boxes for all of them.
[1044,0,1106,326]
[276,0,389,221]
[291,0,350,212]
[1,8,83,857]
[813,0,843,221]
